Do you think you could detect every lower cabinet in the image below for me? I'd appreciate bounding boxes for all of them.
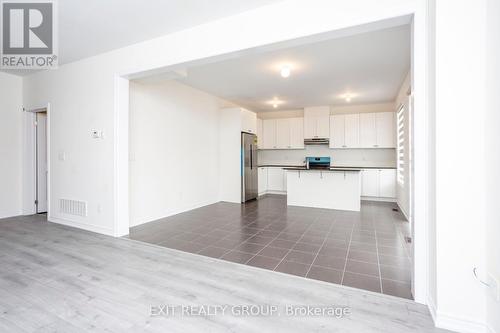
[258,167,286,195]
[258,167,268,195]
[361,169,396,200]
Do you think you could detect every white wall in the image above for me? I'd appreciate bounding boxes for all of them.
[433,0,489,331]
[259,147,396,167]
[0,72,23,219]
[485,0,500,332]
[219,108,243,203]
[129,80,223,227]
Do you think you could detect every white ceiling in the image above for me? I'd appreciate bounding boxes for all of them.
[175,25,411,111]
[1,0,281,75]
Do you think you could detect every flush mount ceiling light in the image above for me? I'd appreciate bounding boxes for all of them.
[268,97,284,109]
[280,65,291,78]
[339,92,357,103]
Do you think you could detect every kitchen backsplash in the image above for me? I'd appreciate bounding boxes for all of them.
[258,146,396,167]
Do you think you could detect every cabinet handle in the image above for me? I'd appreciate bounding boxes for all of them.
[342,145,347,148]
[373,144,379,147]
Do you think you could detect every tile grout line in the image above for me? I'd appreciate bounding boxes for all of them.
[266,217,321,272]
[374,222,384,294]
[304,217,336,277]
[340,213,355,285]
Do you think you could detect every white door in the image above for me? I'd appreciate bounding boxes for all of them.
[316,115,330,138]
[330,115,345,148]
[360,113,377,148]
[262,119,276,149]
[379,169,396,198]
[361,169,379,197]
[344,114,360,148]
[36,113,48,213]
[376,112,396,148]
[267,168,284,191]
[276,118,290,149]
[289,117,304,148]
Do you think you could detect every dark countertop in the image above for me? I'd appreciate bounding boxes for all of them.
[258,164,396,169]
[283,167,362,172]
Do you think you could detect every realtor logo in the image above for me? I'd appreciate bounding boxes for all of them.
[1,0,58,69]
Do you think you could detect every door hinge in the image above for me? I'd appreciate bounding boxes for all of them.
[35,200,38,205]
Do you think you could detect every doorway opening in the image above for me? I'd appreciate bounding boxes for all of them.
[35,111,48,214]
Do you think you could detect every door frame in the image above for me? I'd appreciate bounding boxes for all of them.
[115,9,431,305]
[23,104,51,216]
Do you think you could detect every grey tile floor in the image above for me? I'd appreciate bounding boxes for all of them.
[129,195,413,299]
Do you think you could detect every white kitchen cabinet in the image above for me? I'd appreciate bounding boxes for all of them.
[376,112,396,148]
[267,167,285,192]
[276,118,290,148]
[256,118,263,148]
[379,169,397,198]
[360,113,377,147]
[241,109,257,134]
[361,169,379,197]
[262,119,277,149]
[360,112,395,148]
[289,117,304,149]
[330,114,360,148]
[361,169,396,199]
[260,117,304,150]
[330,115,345,148]
[304,106,330,139]
[258,167,268,195]
[344,114,360,147]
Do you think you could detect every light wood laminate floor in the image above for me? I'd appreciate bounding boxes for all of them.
[0,214,449,332]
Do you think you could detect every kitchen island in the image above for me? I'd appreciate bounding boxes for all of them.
[285,167,362,211]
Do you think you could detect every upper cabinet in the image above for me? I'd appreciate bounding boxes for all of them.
[241,108,257,134]
[260,117,304,150]
[262,119,277,149]
[359,113,377,147]
[256,118,263,147]
[360,112,395,148]
[330,114,360,148]
[304,106,330,139]
[331,111,395,149]
[375,112,396,148]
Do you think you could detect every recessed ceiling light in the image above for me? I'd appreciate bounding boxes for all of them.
[273,104,278,108]
[280,66,291,78]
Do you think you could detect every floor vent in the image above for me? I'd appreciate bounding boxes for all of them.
[392,208,399,212]
[59,199,87,217]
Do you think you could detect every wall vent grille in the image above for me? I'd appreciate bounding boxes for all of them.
[59,199,87,217]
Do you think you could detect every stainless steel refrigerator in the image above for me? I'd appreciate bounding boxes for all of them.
[241,132,258,202]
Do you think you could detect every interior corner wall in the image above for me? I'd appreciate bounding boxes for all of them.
[485,0,500,332]
[129,80,222,227]
[0,72,23,219]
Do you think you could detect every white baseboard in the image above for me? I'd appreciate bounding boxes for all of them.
[130,200,219,228]
[428,296,492,333]
[48,216,115,236]
[361,196,396,203]
[260,191,286,196]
